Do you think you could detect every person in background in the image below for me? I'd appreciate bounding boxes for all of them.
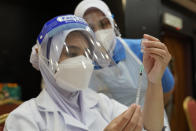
[4,15,171,131]
[74,0,175,106]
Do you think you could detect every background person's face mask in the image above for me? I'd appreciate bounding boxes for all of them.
[95,28,116,51]
[54,55,94,92]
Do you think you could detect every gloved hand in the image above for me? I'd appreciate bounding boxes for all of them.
[141,34,171,85]
[30,44,39,71]
[104,104,143,131]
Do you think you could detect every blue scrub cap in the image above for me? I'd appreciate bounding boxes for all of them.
[37,15,90,45]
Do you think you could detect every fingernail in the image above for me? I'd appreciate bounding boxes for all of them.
[129,104,136,110]
[142,39,148,43]
[144,34,149,36]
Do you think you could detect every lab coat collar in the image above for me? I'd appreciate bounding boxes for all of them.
[62,113,89,130]
[61,89,99,130]
[35,89,60,112]
[35,88,99,112]
[81,88,99,109]
[35,89,100,130]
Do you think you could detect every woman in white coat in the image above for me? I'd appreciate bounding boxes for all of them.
[4,15,171,131]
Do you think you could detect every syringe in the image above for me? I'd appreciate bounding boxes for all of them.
[117,37,144,105]
[136,65,144,105]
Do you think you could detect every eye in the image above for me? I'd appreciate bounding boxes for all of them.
[69,53,79,57]
[100,21,105,28]
[89,24,95,31]
[100,19,111,29]
[67,51,81,57]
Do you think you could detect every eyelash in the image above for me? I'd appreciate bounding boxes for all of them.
[68,53,79,57]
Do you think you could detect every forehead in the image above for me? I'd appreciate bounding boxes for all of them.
[83,8,106,23]
[65,31,89,48]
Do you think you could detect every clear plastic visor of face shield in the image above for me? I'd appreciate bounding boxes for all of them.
[83,16,112,32]
[39,29,117,72]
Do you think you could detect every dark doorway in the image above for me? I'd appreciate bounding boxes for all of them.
[161,30,194,131]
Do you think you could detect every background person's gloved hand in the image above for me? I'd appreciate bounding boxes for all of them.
[30,44,39,71]
[141,34,171,85]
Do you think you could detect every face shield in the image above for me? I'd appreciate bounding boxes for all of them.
[37,15,117,92]
[39,28,116,73]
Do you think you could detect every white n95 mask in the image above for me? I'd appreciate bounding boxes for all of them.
[95,28,116,51]
[54,55,94,92]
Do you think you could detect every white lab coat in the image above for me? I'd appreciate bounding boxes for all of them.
[4,88,170,131]
[4,89,128,131]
